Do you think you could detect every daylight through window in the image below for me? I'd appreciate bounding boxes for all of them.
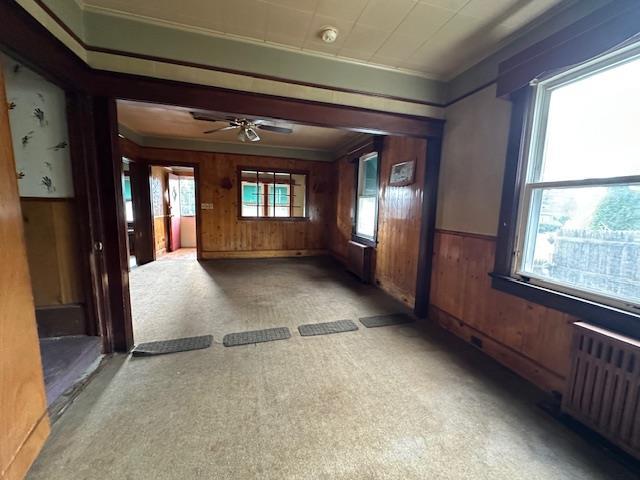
[239,169,307,218]
[516,46,640,311]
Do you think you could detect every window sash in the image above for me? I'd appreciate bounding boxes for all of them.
[514,46,640,313]
[355,153,379,241]
[239,169,306,219]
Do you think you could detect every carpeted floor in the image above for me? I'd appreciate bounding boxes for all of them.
[28,257,636,479]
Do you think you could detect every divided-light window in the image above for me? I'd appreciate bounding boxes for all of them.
[515,46,640,312]
[239,169,307,218]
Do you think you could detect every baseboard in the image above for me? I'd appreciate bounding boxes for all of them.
[35,304,86,337]
[1,412,49,480]
[201,249,327,259]
[429,305,565,393]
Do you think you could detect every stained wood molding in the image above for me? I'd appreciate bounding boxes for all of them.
[35,304,87,337]
[0,1,444,139]
[202,249,327,259]
[497,0,640,97]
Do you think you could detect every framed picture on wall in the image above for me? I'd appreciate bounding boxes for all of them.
[389,160,415,187]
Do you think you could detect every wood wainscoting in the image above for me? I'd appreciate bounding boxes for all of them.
[20,198,85,306]
[429,229,577,393]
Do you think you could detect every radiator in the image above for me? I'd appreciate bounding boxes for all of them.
[346,240,372,283]
[562,322,640,459]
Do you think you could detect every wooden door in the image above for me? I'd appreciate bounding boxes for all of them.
[168,172,181,252]
[0,61,50,480]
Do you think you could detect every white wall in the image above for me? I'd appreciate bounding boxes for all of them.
[436,84,512,236]
[2,54,74,198]
[180,216,196,248]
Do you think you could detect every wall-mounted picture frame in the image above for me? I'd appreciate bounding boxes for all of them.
[389,160,415,187]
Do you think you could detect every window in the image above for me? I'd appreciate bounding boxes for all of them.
[239,169,307,218]
[123,174,133,222]
[514,46,640,313]
[354,152,379,241]
[179,176,196,216]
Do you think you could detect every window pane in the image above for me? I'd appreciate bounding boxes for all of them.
[179,177,195,216]
[360,155,378,196]
[539,55,640,181]
[356,197,377,239]
[521,184,640,305]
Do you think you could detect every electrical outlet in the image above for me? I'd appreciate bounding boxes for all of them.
[201,203,213,210]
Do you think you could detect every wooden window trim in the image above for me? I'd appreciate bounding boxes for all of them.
[491,87,640,340]
[352,150,381,247]
[236,166,309,221]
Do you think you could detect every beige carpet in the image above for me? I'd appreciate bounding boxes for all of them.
[28,257,636,479]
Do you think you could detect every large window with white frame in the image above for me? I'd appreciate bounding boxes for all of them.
[354,152,379,242]
[515,45,640,313]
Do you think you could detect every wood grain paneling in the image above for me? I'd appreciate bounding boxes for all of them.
[134,146,335,256]
[430,230,576,392]
[20,198,84,306]
[329,136,428,307]
[375,137,427,307]
[0,62,49,480]
[329,155,355,263]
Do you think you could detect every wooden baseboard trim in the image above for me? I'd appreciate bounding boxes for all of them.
[429,305,565,393]
[201,249,327,259]
[35,304,86,337]
[2,412,50,480]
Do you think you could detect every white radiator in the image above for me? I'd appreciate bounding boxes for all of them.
[562,322,640,459]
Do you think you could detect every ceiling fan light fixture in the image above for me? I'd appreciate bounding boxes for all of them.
[237,129,247,142]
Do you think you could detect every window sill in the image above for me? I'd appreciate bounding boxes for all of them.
[490,273,640,339]
[351,235,376,248]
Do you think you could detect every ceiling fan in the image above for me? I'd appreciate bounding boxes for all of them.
[190,112,293,142]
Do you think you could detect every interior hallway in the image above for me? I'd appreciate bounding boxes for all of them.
[28,258,635,479]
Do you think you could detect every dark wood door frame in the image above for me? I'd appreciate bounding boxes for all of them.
[414,136,443,318]
[136,158,203,261]
[1,0,444,352]
[128,160,155,266]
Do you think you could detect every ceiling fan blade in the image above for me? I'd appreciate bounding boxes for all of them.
[257,124,293,134]
[191,111,236,123]
[203,125,238,134]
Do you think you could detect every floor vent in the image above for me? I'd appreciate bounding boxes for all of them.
[562,322,640,460]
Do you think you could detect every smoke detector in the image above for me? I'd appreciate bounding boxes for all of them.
[320,26,338,44]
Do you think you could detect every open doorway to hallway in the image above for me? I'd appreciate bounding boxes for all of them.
[121,157,199,270]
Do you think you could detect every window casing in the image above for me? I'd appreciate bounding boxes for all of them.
[238,169,307,219]
[354,152,379,242]
[513,44,640,314]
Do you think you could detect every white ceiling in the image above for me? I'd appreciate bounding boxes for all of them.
[117,100,368,152]
[80,0,565,78]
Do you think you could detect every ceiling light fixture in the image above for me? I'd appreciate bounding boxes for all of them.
[320,26,338,44]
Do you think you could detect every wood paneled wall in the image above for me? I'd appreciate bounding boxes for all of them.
[429,230,576,393]
[330,136,427,308]
[20,198,84,306]
[128,144,335,257]
[0,62,49,480]
[374,136,426,307]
